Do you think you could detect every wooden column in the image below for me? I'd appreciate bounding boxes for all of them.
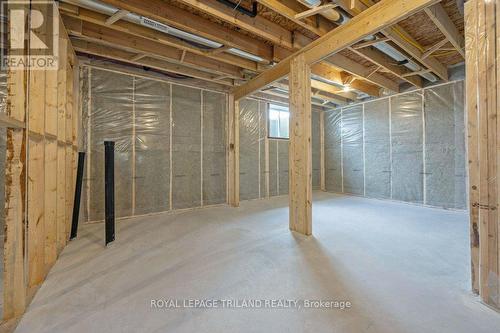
[320,111,326,192]
[465,0,500,309]
[228,94,240,207]
[289,54,312,235]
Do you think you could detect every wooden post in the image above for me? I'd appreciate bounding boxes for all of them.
[465,0,480,295]
[320,111,326,192]
[289,54,312,235]
[465,0,500,309]
[228,94,240,207]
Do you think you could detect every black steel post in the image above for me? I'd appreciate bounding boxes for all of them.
[70,152,86,240]
[104,141,115,245]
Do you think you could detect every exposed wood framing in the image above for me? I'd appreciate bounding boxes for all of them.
[233,0,438,100]
[104,9,129,25]
[352,37,390,49]
[422,38,449,59]
[425,3,465,58]
[351,46,423,87]
[97,0,273,62]
[227,94,239,207]
[63,18,245,80]
[465,0,500,309]
[58,4,260,71]
[174,0,294,49]
[295,4,338,20]
[3,7,79,325]
[70,39,235,87]
[320,111,326,191]
[288,54,312,235]
[336,0,448,81]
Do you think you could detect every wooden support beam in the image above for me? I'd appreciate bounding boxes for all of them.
[294,4,338,20]
[104,9,129,25]
[98,0,273,61]
[425,3,465,58]
[269,8,398,95]
[320,111,326,191]
[64,18,245,79]
[351,46,423,88]
[174,0,294,49]
[352,37,390,49]
[233,0,433,99]
[422,38,449,59]
[464,0,480,296]
[335,0,448,81]
[257,0,334,36]
[289,54,312,235]
[228,94,240,207]
[130,53,147,62]
[401,69,432,78]
[0,113,26,129]
[71,39,234,87]
[58,5,260,71]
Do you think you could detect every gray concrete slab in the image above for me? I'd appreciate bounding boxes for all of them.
[15,192,500,333]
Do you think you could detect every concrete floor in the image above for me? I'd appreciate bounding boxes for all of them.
[14,192,500,333]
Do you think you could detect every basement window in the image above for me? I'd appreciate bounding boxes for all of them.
[268,103,289,139]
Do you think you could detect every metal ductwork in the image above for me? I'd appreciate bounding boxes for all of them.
[61,0,266,62]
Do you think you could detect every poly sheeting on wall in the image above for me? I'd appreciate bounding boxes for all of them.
[239,98,321,200]
[82,66,227,222]
[364,99,391,199]
[391,92,424,204]
[325,109,342,193]
[312,112,321,190]
[324,81,466,209]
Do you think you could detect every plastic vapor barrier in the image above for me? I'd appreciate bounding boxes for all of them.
[238,98,321,200]
[82,66,227,221]
[424,82,466,209]
[278,140,289,195]
[203,91,227,206]
[312,112,321,189]
[364,99,391,199]
[325,110,342,192]
[268,140,278,197]
[172,85,201,209]
[341,105,364,195]
[89,70,134,220]
[323,81,466,209]
[135,78,170,214]
[391,92,424,204]
[239,98,261,200]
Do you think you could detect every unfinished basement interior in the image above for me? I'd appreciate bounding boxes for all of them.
[1,0,500,332]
